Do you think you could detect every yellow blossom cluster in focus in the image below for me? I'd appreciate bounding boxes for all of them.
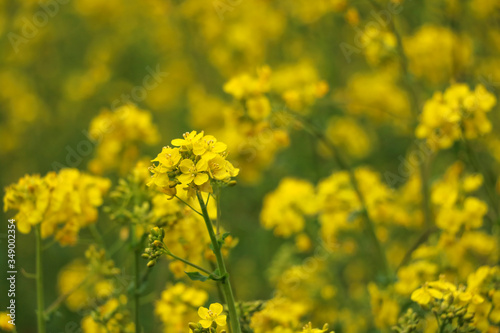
[148,131,239,197]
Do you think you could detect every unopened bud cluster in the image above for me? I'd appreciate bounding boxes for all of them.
[142,227,167,267]
[392,309,420,333]
[430,295,477,333]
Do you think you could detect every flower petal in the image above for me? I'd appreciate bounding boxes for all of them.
[198,307,209,319]
[178,173,194,185]
[196,158,208,171]
[209,303,223,315]
[194,173,209,186]
[179,159,195,173]
[215,315,227,326]
[213,142,227,153]
[171,138,187,146]
[199,319,212,328]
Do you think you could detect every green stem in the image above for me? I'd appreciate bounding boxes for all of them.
[45,275,89,317]
[196,191,241,333]
[397,227,437,270]
[419,158,432,228]
[90,224,106,249]
[215,189,221,237]
[131,225,140,333]
[35,224,46,333]
[166,252,212,276]
[174,195,203,216]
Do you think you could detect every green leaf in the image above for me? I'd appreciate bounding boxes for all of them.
[185,271,209,282]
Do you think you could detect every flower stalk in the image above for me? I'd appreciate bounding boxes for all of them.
[131,223,141,333]
[35,224,46,333]
[196,191,241,333]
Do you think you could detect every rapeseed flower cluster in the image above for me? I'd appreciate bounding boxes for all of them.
[416,84,496,150]
[88,104,161,175]
[148,131,239,197]
[4,0,500,332]
[4,169,110,245]
[156,283,208,332]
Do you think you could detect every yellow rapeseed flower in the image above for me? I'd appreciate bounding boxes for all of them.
[198,303,227,328]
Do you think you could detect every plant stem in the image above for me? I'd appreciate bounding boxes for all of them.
[35,224,46,333]
[397,227,437,270]
[216,189,222,236]
[196,191,242,333]
[166,252,212,276]
[45,276,89,317]
[131,224,140,333]
[174,195,203,216]
[90,224,106,249]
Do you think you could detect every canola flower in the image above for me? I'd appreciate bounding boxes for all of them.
[261,178,317,237]
[3,169,110,244]
[88,104,161,175]
[4,0,500,332]
[198,303,227,328]
[0,313,14,332]
[148,131,239,197]
[156,283,208,332]
[416,83,496,150]
[147,130,242,333]
[404,25,472,85]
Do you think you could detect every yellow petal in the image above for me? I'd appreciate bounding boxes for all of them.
[196,158,208,171]
[411,288,431,305]
[209,303,223,315]
[472,294,484,304]
[193,143,206,156]
[215,315,227,326]
[213,142,227,153]
[194,173,209,186]
[179,159,195,173]
[199,319,212,328]
[198,307,209,319]
[171,138,187,146]
[178,174,194,185]
[427,288,444,299]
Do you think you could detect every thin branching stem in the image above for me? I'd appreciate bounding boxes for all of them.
[196,191,242,333]
[35,224,46,333]
[166,251,212,276]
[174,195,203,216]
